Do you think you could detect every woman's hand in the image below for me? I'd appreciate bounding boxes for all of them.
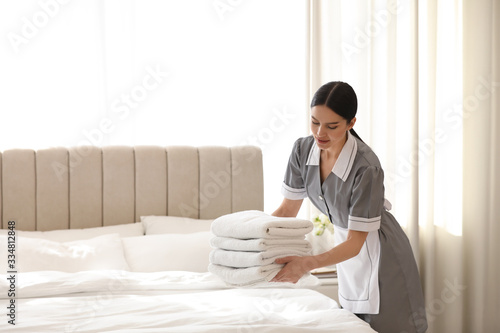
[270,256,316,284]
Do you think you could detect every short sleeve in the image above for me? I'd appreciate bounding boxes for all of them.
[348,166,385,232]
[281,139,308,200]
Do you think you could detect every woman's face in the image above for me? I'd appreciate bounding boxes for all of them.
[310,105,355,151]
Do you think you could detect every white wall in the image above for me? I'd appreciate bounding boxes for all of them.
[0,0,309,214]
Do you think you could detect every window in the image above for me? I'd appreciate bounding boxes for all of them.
[0,0,308,213]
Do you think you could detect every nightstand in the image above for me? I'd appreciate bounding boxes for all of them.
[311,267,339,303]
[314,275,339,302]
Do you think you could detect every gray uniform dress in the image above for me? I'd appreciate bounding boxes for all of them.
[281,132,428,333]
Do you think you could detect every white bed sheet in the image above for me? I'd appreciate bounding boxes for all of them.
[0,271,376,333]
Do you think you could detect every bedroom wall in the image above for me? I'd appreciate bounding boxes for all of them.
[0,0,309,216]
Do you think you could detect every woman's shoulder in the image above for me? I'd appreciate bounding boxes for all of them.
[291,135,315,157]
[354,138,382,169]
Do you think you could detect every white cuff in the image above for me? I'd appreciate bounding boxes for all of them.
[281,182,308,200]
[348,215,381,232]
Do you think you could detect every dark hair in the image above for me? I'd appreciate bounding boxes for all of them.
[310,81,363,142]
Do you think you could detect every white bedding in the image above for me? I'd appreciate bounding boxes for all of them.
[0,270,376,333]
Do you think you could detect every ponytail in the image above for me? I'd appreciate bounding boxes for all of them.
[349,128,364,143]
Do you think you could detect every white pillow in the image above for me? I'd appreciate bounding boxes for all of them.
[141,216,213,235]
[122,232,213,272]
[0,222,144,242]
[0,233,130,273]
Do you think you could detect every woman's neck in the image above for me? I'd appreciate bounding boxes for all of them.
[321,132,348,161]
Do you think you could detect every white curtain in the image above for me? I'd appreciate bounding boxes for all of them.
[462,1,500,332]
[309,0,499,332]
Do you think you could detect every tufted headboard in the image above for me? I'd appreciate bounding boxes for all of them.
[0,145,264,231]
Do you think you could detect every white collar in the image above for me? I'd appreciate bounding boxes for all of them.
[306,131,358,182]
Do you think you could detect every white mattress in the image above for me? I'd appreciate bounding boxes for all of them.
[0,270,376,332]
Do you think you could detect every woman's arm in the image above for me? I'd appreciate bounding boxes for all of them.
[271,197,369,283]
[271,229,368,283]
[272,198,303,217]
[307,229,368,268]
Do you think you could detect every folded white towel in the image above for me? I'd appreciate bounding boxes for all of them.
[209,248,310,268]
[208,263,283,286]
[210,236,312,252]
[211,210,313,239]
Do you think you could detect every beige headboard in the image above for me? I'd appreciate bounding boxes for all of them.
[0,145,263,231]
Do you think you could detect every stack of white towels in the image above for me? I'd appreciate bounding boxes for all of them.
[208,210,313,286]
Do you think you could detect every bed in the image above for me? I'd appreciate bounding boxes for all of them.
[0,145,376,332]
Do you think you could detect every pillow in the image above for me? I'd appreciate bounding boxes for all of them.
[0,222,144,242]
[141,216,213,235]
[122,231,213,272]
[0,233,130,273]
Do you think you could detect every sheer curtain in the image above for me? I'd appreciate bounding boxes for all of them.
[462,1,500,332]
[309,0,499,332]
[0,0,308,214]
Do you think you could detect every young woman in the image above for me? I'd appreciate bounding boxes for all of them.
[271,81,428,333]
